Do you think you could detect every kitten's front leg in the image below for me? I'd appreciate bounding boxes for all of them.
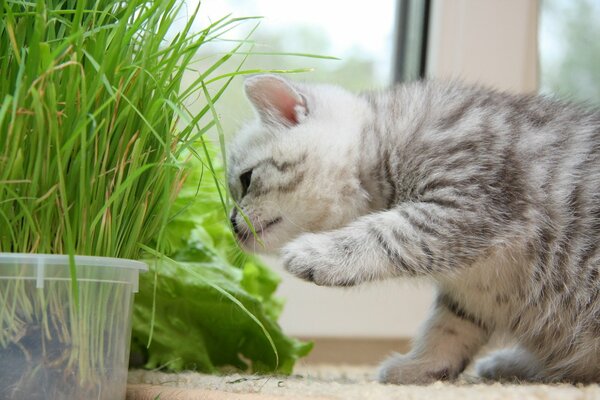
[379,293,490,384]
[282,206,428,286]
[283,198,505,286]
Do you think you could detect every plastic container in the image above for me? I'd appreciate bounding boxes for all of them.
[0,253,147,400]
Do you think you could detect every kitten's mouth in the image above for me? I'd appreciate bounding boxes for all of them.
[238,217,282,242]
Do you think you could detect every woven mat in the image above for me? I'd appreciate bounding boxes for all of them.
[126,364,600,400]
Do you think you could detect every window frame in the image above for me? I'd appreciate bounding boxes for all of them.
[394,0,432,82]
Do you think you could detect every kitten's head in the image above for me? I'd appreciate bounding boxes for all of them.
[227,75,370,253]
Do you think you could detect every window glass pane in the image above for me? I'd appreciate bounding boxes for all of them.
[183,0,397,135]
[199,0,396,89]
[539,0,600,105]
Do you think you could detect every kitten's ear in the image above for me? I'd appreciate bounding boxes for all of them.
[244,74,308,127]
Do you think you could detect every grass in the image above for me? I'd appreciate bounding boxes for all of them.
[0,0,278,396]
[0,0,248,259]
[0,0,335,395]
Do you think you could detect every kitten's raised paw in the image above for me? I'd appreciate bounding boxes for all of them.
[378,353,461,385]
[281,233,356,287]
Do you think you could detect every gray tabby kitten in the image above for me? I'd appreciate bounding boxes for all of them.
[227,74,600,384]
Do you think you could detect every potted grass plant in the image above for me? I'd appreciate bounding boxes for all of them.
[0,1,269,398]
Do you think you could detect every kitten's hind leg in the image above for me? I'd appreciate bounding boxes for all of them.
[475,346,542,382]
[379,293,490,385]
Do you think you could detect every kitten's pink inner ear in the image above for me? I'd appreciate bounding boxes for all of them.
[245,76,306,126]
[273,86,301,124]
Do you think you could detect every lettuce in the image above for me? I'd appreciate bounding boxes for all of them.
[130,152,312,373]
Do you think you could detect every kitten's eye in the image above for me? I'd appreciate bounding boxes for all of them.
[239,169,253,197]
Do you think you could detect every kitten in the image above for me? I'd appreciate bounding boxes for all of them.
[227,74,600,384]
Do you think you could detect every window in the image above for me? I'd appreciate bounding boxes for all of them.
[539,0,600,105]
[186,0,401,136]
[197,0,397,88]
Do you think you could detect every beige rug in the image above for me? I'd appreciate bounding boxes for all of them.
[127,364,600,400]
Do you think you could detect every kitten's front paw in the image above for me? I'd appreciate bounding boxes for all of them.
[281,233,355,287]
[378,353,461,385]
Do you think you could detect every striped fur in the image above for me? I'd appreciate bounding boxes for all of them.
[227,75,600,384]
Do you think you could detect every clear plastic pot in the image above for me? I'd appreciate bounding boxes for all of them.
[0,253,147,400]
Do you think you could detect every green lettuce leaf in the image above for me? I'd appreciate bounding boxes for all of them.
[131,149,312,373]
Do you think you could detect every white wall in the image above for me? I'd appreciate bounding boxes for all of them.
[271,0,539,339]
[427,0,539,92]
[266,256,435,338]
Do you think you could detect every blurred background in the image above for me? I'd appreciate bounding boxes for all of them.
[183,0,600,363]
